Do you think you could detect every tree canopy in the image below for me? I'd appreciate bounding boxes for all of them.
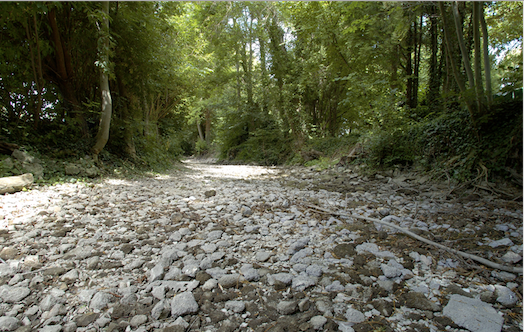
[1,1,522,180]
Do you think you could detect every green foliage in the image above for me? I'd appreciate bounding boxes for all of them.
[364,128,419,167]
[304,156,339,171]
[195,139,209,156]
[235,127,291,165]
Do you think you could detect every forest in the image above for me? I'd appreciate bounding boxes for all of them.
[0,1,522,182]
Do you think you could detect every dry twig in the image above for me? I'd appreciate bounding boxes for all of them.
[304,203,523,274]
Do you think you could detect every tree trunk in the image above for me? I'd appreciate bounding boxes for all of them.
[48,6,89,137]
[440,2,479,137]
[205,108,211,144]
[473,2,486,116]
[479,3,493,106]
[452,2,476,91]
[92,2,112,157]
[428,3,441,106]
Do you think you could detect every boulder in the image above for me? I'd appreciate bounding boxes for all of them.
[0,173,34,194]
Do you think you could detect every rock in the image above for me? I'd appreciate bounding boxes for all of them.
[207,230,223,241]
[501,251,522,264]
[0,316,20,331]
[333,243,355,258]
[494,285,518,307]
[309,316,327,330]
[399,292,441,311]
[443,294,503,332]
[287,237,309,255]
[0,173,33,194]
[65,164,81,175]
[345,307,365,323]
[0,286,31,303]
[241,206,252,217]
[292,274,315,291]
[225,300,245,313]
[204,190,216,198]
[255,251,272,262]
[277,301,297,315]
[61,269,79,283]
[75,312,99,327]
[488,238,514,248]
[149,264,165,282]
[218,274,244,288]
[90,292,113,310]
[11,150,31,163]
[130,314,148,327]
[0,247,18,260]
[171,292,198,318]
[38,326,62,332]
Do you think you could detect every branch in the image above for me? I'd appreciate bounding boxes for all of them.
[304,203,522,274]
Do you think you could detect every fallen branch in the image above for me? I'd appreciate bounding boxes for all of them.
[304,203,522,274]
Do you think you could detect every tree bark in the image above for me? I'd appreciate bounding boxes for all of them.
[479,3,493,106]
[440,2,477,129]
[473,2,486,116]
[452,2,476,91]
[92,2,112,157]
[47,6,89,137]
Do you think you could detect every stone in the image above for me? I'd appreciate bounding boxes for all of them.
[149,264,165,282]
[399,292,441,311]
[204,190,216,198]
[75,312,100,327]
[0,173,33,194]
[287,237,309,255]
[218,274,244,288]
[277,301,297,315]
[37,326,62,332]
[225,300,245,313]
[0,247,18,260]
[171,292,198,318]
[130,314,148,327]
[501,251,522,264]
[488,238,514,248]
[345,307,365,323]
[309,316,328,330]
[333,243,355,258]
[61,269,79,283]
[65,164,81,175]
[90,292,114,310]
[0,286,31,303]
[494,285,518,307]
[0,316,20,331]
[443,294,503,332]
[255,251,272,262]
[292,274,315,291]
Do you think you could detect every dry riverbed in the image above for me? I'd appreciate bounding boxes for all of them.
[0,160,522,332]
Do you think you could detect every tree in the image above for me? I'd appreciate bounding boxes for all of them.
[92,1,112,158]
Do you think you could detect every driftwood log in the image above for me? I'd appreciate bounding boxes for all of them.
[0,142,19,155]
[0,173,34,194]
[304,203,523,274]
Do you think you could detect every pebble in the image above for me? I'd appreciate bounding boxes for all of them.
[0,162,520,332]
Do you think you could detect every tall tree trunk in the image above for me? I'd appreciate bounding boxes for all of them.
[428,3,441,106]
[92,2,112,157]
[405,20,414,108]
[48,6,89,137]
[205,108,211,144]
[440,2,479,138]
[452,2,476,91]
[479,3,492,106]
[473,2,486,117]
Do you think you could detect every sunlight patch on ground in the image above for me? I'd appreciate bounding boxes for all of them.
[183,160,278,180]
